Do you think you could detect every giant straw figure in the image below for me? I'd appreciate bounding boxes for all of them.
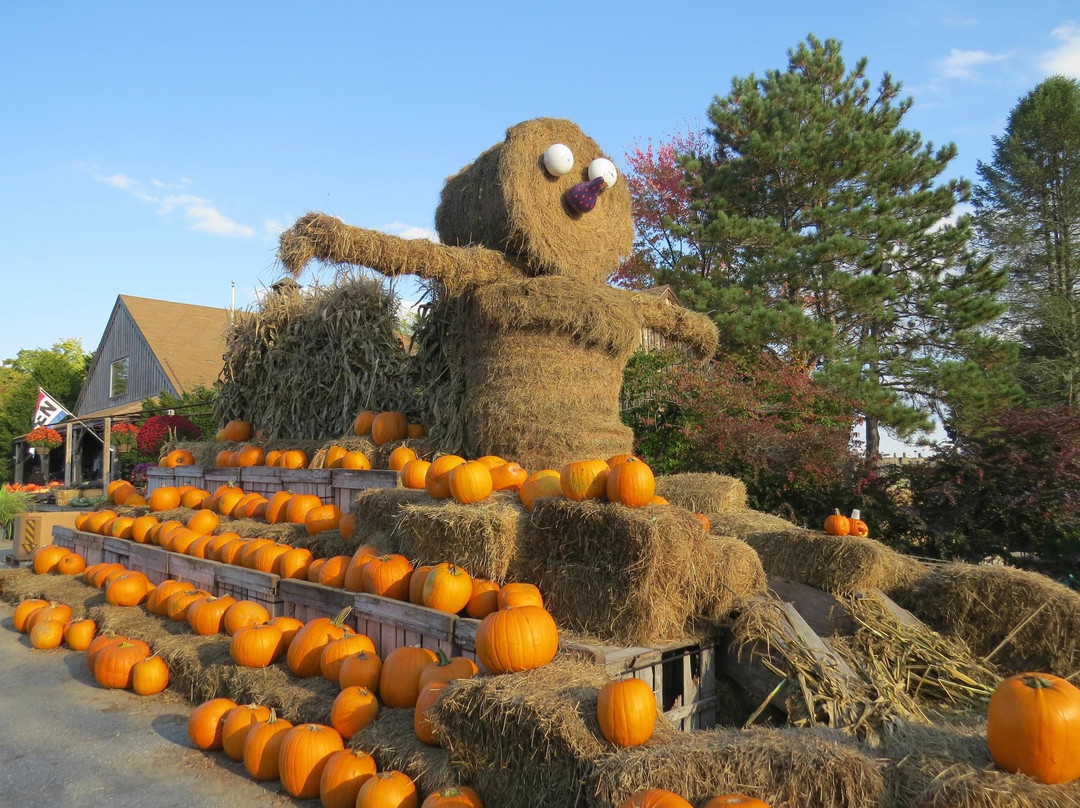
[279,118,718,470]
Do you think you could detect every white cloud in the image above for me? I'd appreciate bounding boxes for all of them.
[1041,22,1080,77]
[264,219,286,237]
[928,202,973,234]
[87,170,254,238]
[938,48,1010,80]
[384,221,439,241]
[94,172,136,189]
[943,15,978,27]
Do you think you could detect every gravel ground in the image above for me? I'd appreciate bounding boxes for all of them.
[0,591,307,807]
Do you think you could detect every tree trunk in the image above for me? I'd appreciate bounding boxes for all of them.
[865,416,880,459]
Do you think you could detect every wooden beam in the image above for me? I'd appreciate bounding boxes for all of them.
[768,575,857,637]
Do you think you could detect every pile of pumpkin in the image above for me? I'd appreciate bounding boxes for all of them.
[822,508,871,538]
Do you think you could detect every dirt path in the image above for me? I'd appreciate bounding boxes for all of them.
[0,600,305,808]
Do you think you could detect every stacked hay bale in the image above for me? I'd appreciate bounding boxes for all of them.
[351,487,767,646]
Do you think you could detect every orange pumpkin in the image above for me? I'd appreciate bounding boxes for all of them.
[400,458,432,489]
[265,490,294,524]
[131,655,170,696]
[425,454,466,500]
[186,508,220,535]
[14,599,49,632]
[93,639,151,688]
[388,445,417,471]
[848,510,870,538]
[180,488,211,509]
[605,457,656,507]
[353,410,376,436]
[286,493,323,524]
[243,709,293,780]
[231,623,286,668]
[379,646,439,708]
[33,545,69,574]
[338,512,355,540]
[148,486,182,511]
[163,449,196,467]
[518,469,563,511]
[278,723,345,800]
[421,787,484,808]
[561,459,609,501]
[414,681,445,745]
[324,445,349,469]
[466,578,501,619]
[987,672,1080,784]
[222,420,252,442]
[702,797,772,808]
[417,649,479,690]
[356,771,418,808]
[105,572,152,607]
[597,677,657,746]
[422,563,474,614]
[187,595,238,635]
[30,619,65,650]
[371,411,408,446]
[361,554,414,601]
[280,449,309,469]
[823,509,850,536]
[63,619,97,651]
[407,423,425,438]
[286,607,355,677]
[319,749,377,808]
[330,685,380,739]
[278,546,314,580]
[223,600,271,635]
[490,461,528,491]
[475,605,559,675]
[619,790,693,808]
[221,704,273,761]
[448,461,493,505]
[338,650,382,693]
[497,582,543,610]
[340,450,371,470]
[409,565,434,605]
[305,503,343,535]
[318,555,352,588]
[55,552,87,575]
[320,634,377,682]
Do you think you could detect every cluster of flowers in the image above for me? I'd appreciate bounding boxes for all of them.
[135,414,202,454]
[26,426,63,450]
[110,422,140,446]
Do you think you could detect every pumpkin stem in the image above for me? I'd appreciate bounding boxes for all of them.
[331,606,353,627]
[1021,674,1055,689]
[267,707,278,723]
[434,648,451,666]
[833,508,842,516]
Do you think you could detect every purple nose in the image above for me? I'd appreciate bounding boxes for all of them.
[566,176,607,213]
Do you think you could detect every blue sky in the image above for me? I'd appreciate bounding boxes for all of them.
[2,1,1078,450]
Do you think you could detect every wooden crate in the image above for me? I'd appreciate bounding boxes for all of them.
[239,467,284,497]
[146,467,176,495]
[282,469,332,499]
[52,526,102,564]
[102,537,133,567]
[453,617,481,663]
[126,543,171,585]
[330,470,400,512]
[167,553,218,592]
[565,637,720,731]
[173,465,207,491]
[352,593,456,657]
[278,578,356,626]
[204,469,241,492]
[215,564,282,616]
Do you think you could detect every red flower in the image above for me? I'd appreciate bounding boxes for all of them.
[26,426,63,450]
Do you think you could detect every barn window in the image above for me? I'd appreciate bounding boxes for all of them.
[110,357,129,397]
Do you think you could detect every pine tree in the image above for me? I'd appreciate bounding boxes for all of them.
[673,35,1009,455]
[974,75,1080,408]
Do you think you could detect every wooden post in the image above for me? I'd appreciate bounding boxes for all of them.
[102,416,112,486]
[64,423,74,487]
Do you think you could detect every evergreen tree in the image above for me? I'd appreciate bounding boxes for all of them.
[974,75,1080,408]
[669,35,1010,455]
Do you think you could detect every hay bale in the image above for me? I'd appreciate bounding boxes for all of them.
[352,709,458,796]
[516,499,766,644]
[428,656,616,770]
[711,511,928,595]
[655,473,748,515]
[892,563,1080,677]
[879,720,1080,808]
[395,493,529,580]
[215,274,415,440]
[350,488,432,552]
[372,438,436,470]
[590,727,884,808]
[307,436,379,469]
[0,569,104,618]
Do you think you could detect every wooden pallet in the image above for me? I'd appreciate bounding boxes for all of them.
[214,563,282,616]
[102,537,132,568]
[330,470,399,512]
[239,467,284,497]
[167,553,217,592]
[278,577,356,625]
[282,469,332,499]
[126,543,170,585]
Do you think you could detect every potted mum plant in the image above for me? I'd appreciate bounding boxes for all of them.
[26,426,63,454]
[111,422,139,453]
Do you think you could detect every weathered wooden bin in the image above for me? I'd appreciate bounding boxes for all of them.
[239,467,284,497]
[102,537,133,568]
[126,542,170,585]
[53,527,104,565]
[330,469,399,511]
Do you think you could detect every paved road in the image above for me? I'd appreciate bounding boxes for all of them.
[0,597,306,808]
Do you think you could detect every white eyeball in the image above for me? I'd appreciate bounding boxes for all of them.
[588,157,618,188]
[543,143,574,177]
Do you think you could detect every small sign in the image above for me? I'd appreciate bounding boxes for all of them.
[32,388,70,428]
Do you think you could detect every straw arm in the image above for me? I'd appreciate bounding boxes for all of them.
[631,292,719,360]
[278,212,522,293]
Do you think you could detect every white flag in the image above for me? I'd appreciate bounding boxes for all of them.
[32,388,71,428]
